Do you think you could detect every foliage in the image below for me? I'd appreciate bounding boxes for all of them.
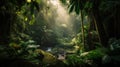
[67,0,120,47]
[0,40,44,64]
[0,45,11,60]
[0,0,40,44]
[109,38,120,53]
[1,0,120,67]
[0,40,59,67]
[65,48,108,67]
[85,30,101,51]
[4,40,67,66]
[28,25,59,47]
[80,48,106,60]
[102,38,120,64]
[68,0,92,15]
[66,54,87,67]
[25,0,63,47]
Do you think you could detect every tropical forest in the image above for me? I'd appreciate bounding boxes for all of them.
[0,0,120,67]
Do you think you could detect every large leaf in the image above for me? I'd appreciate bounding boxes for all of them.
[75,1,80,14]
[69,0,87,14]
[69,3,75,13]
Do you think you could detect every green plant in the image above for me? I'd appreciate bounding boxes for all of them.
[81,48,106,60]
[7,40,45,64]
[108,38,120,54]
[79,48,107,67]
[102,38,120,65]
[66,54,90,67]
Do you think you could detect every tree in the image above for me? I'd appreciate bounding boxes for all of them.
[66,0,120,48]
[0,0,39,45]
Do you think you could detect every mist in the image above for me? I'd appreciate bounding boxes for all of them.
[27,0,82,52]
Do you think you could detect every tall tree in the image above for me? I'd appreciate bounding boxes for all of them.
[67,0,120,47]
[0,0,39,45]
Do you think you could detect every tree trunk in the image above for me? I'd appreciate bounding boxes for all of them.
[92,0,108,47]
[0,12,10,45]
[80,10,85,49]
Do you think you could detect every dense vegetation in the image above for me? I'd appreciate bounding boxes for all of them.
[0,0,120,67]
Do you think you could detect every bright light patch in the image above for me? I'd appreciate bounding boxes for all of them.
[50,0,58,5]
[74,45,79,49]
[61,24,67,27]
[27,0,31,3]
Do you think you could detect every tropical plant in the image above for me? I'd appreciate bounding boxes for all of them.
[60,0,120,48]
[0,0,40,44]
[3,40,43,64]
[101,38,120,67]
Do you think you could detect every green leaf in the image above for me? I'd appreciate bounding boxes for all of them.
[69,5,75,13]
[75,2,80,14]
[69,1,76,13]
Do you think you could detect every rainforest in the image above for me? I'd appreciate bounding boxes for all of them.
[0,0,120,67]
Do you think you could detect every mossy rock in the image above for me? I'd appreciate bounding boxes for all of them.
[35,49,57,64]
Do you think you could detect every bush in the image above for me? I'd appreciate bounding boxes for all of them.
[66,54,90,67]
[101,38,120,67]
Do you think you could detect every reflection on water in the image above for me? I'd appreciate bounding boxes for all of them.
[46,47,52,51]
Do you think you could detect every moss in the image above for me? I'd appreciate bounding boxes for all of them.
[35,49,57,64]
